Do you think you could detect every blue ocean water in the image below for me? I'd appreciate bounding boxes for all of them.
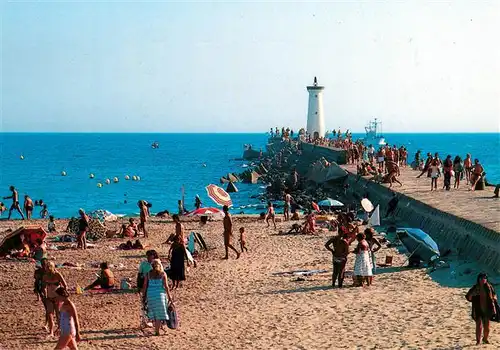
[0,133,498,219]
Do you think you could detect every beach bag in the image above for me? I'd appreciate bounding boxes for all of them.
[167,304,178,329]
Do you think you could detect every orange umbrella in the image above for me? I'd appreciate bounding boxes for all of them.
[205,184,233,207]
[0,226,47,256]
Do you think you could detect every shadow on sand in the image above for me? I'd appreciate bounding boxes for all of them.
[265,284,358,295]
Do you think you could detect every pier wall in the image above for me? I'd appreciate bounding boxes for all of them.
[346,174,500,274]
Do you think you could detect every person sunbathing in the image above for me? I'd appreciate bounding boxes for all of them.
[84,262,115,290]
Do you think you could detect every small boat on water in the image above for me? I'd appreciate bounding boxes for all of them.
[151,141,159,149]
[362,118,386,146]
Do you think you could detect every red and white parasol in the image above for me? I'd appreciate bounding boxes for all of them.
[205,184,233,207]
[186,207,223,216]
[312,201,320,212]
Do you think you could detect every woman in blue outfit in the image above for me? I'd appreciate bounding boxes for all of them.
[142,259,173,336]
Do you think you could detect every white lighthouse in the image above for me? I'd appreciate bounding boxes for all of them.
[306,77,325,139]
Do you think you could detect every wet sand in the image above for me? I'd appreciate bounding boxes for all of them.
[0,217,498,350]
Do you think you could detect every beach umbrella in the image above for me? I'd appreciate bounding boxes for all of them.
[312,201,320,212]
[361,198,374,212]
[396,228,440,262]
[205,184,233,207]
[186,207,223,217]
[318,198,344,207]
[0,226,47,256]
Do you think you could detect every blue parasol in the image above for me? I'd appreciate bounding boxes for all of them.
[318,198,344,207]
[396,228,440,262]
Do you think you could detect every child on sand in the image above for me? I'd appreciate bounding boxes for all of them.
[54,286,81,349]
[239,227,248,253]
[48,216,56,233]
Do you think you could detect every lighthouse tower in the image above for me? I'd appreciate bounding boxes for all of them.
[306,77,325,139]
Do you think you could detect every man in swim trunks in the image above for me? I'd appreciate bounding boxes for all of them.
[138,200,149,238]
[3,186,25,220]
[222,205,240,260]
[283,191,292,221]
[325,232,350,288]
[464,153,473,184]
[24,195,34,220]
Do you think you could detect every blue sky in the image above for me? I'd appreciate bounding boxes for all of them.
[2,1,499,132]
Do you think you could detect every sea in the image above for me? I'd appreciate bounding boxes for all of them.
[0,133,498,219]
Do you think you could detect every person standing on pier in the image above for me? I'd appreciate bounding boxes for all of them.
[464,153,473,184]
[429,159,441,191]
[453,156,464,189]
[470,159,485,191]
[385,160,402,188]
[443,155,453,191]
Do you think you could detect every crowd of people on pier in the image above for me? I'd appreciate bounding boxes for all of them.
[269,125,494,194]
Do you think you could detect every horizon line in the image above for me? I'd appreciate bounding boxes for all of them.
[0,131,499,134]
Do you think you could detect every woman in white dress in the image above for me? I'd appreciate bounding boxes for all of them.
[353,233,373,287]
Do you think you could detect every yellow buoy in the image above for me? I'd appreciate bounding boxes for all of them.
[61,171,67,176]
[105,178,111,185]
[89,173,95,179]
[125,175,130,180]
[97,183,103,188]
[20,155,24,160]
[113,177,119,183]
[132,175,138,181]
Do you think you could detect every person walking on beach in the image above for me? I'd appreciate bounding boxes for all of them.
[466,273,497,345]
[239,227,248,253]
[429,159,440,191]
[77,209,89,250]
[42,261,68,337]
[168,235,187,289]
[464,153,473,184]
[325,232,349,288]
[138,200,149,238]
[222,205,240,260]
[24,195,34,220]
[3,186,25,220]
[54,286,81,350]
[265,202,277,229]
[142,259,174,336]
[453,155,464,189]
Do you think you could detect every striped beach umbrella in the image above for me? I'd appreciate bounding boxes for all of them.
[205,184,233,207]
[186,207,223,216]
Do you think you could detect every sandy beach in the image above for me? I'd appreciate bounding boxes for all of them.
[0,216,498,350]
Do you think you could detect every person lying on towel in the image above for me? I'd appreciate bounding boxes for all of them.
[85,262,115,290]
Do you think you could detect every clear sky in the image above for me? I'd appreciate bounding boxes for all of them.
[2,1,499,133]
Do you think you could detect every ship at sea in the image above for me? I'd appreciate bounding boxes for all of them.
[361,118,386,146]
